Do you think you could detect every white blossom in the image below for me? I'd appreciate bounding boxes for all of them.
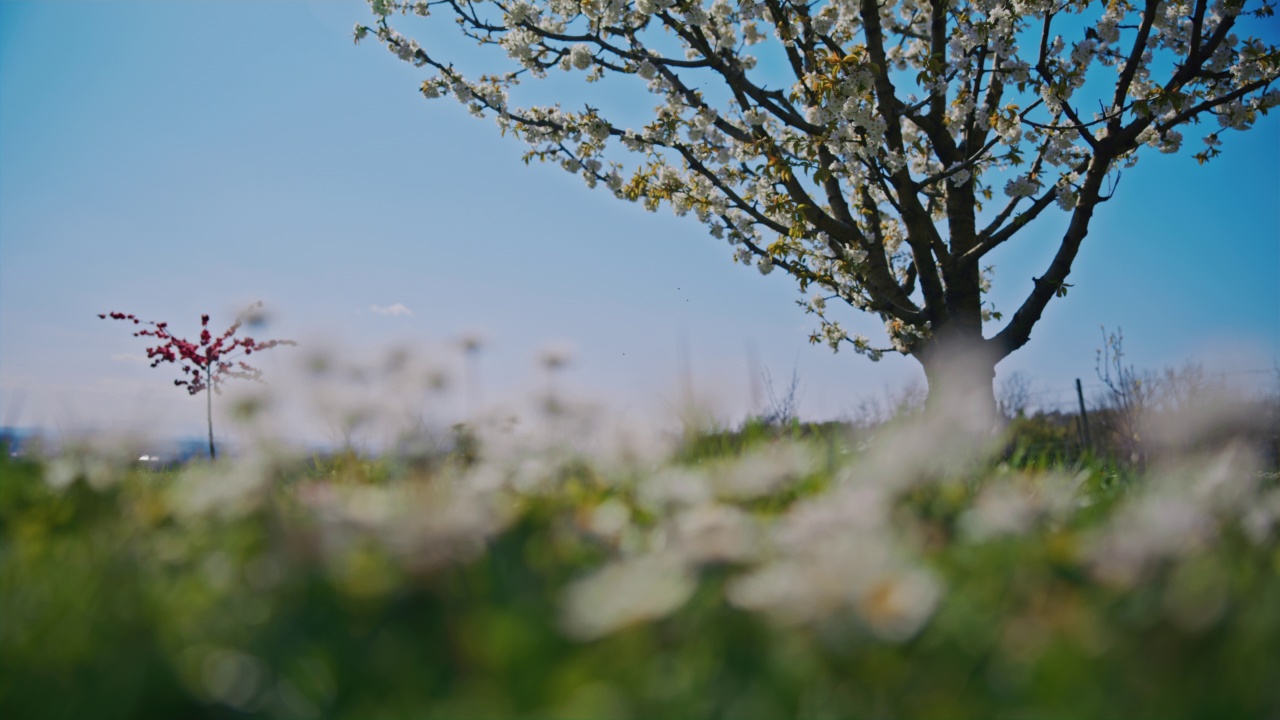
[569,43,594,70]
[1003,174,1041,198]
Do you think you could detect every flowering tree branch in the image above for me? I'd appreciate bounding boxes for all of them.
[356,0,1279,410]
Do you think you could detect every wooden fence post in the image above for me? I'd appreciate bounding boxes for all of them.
[1076,378,1092,452]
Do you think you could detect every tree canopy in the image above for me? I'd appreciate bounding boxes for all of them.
[357,0,1279,409]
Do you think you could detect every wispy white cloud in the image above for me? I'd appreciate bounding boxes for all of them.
[111,353,149,365]
[370,303,413,317]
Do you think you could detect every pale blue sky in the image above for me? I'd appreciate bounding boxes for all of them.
[1,0,1277,441]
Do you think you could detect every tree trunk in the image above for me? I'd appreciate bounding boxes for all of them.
[915,328,999,428]
[206,368,216,460]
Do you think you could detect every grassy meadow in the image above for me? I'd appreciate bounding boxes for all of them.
[2,383,1279,719]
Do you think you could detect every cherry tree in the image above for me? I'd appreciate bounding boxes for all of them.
[357,0,1278,415]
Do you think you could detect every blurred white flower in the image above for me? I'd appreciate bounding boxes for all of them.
[774,483,891,553]
[856,567,943,642]
[1087,494,1213,587]
[383,485,515,574]
[43,457,81,490]
[711,442,818,500]
[727,560,829,624]
[174,457,272,517]
[638,467,713,509]
[959,482,1039,540]
[1242,486,1280,545]
[196,647,268,710]
[586,498,632,540]
[671,504,761,564]
[561,554,696,640]
[728,517,939,638]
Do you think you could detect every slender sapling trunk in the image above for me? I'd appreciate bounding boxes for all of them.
[206,367,216,460]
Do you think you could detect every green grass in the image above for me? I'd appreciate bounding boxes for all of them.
[2,418,1278,719]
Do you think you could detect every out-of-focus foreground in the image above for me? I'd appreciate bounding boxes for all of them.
[2,392,1279,719]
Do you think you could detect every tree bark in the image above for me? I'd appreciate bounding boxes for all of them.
[915,325,998,427]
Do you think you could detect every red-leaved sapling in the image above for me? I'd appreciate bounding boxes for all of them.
[100,302,295,459]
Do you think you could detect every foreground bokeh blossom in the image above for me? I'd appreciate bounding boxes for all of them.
[3,344,1278,717]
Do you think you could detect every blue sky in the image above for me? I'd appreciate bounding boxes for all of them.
[1,0,1277,442]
